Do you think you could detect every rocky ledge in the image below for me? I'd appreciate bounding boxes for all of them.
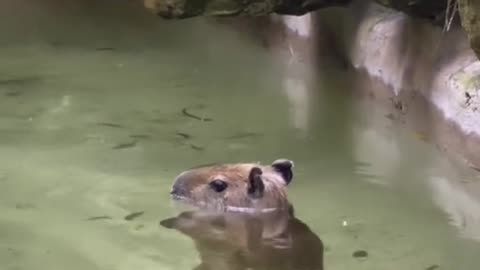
[143,0,480,62]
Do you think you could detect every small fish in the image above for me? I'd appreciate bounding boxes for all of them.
[15,203,35,209]
[425,265,439,270]
[171,82,187,88]
[176,132,191,139]
[125,211,144,221]
[97,122,124,128]
[385,113,395,120]
[7,248,21,257]
[181,108,213,122]
[113,140,137,149]
[129,134,151,139]
[352,250,368,258]
[95,47,115,51]
[87,215,112,221]
[469,165,480,172]
[0,76,41,85]
[224,132,262,140]
[190,144,204,151]
[5,91,22,97]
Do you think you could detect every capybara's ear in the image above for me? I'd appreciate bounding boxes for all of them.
[247,167,264,199]
[271,159,294,185]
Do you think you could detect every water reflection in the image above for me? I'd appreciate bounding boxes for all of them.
[160,210,324,270]
[429,175,480,242]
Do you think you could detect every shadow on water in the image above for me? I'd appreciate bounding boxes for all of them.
[160,210,324,270]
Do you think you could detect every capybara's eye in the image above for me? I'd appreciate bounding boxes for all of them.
[209,179,228,192]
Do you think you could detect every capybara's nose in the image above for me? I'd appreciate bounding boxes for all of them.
[170,172,192,198]
[170,185,189,197]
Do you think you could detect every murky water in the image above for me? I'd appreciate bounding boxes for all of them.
[1,1,480,270]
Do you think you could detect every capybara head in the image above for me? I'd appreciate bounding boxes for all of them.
[169,159,295,213]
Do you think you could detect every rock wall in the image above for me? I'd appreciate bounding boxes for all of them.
[142,0,351,19]
[252,1,480,167]
[459,0,480,59]
[140,0,480,169]
[142,0,480,63]
[268,1,480,244]
[143,0,480,65]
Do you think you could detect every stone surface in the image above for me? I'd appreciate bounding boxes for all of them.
[143,0,450,20]
[142,0,480,63]
[143,0,351,19]
[459,0,480,59]
[373,0,448,21]
[346,3,480,137]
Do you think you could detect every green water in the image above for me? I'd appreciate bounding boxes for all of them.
[1,1,480,270]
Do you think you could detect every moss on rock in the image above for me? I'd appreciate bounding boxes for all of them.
[458,0,480,60]
[373,0,447,21]
[143,0,351,19]
[143,0,451,20]
[449,63,480,112]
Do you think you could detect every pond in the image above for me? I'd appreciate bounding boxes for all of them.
[1,1,480,270]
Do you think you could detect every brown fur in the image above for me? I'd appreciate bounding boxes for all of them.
[170,159,295,213]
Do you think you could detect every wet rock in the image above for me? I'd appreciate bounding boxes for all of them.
[373,0,448,21]
[449,62,480,117]
[275,0,352,15]
[459,0,480,60]
[143,0,352,19]
[143,0,450,21]
[352,250,368,258]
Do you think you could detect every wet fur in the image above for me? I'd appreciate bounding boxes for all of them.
[170,159,294,213]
